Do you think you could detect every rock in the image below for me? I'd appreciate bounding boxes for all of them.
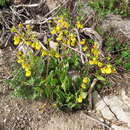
[112,124,130,130]
[121,88,130,107]
[96,93,130,129]
[75,1,95,17]
[121,73,130,107]
[101,15,130,43]
[46,0,60,10]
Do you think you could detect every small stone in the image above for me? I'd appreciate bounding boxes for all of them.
[3,118,7,123]
[112,124,130,130]
[96,95,130,128]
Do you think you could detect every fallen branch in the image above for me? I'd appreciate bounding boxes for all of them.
[13,0,45,8]
[88,78,98,94]
[74,28,85,64]
[62,43,87,58]
[43,0,69,18]
[88,78,98,109]
[24,17,53,25]
[83,111,112,130]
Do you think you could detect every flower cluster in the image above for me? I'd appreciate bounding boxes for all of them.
[12,24,43,51]
[76,95,83,103]
[76,77,90,103]
[10,15,118,110]
[76,21,84,29]
[81,77,90,89]
[16,51,31,77]
[50,16,84,48]
[101,64,116,74]
[88,42,116,75]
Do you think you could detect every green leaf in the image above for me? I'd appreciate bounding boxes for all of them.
[61,77,70,92]
[124,63,130,70]
[10,26,17,32]
[80,92,87,99]
[96,75,106,81]
[67,103,77,109]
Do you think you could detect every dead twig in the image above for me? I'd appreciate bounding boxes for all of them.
[74,28,85,64]
[13,0,45,8]
[88,78,98,109]
[24,17,53,25]
[62,43,87,58]
[83,111,112,130]
[43,0,69,18]
[84,15,94,25]
[88,78,98,94]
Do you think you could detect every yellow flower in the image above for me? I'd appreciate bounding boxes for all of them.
[76,21,84,29]
[14,35,20,45]
[25,70,31,77]
[18,23,23,28]
[25,41,31,45]
[105,65,112,74]
[112,67,117,73]
[91,48,100,57]
[83,77,89,84]
[67,40,71,45]
[56,25,61,32]
[71,42,75,46]
[63,30,68,35]
[71,38,76,46]
[58,16,64,23]
[93,42,98,48]
[81,83,86,89]
[89,58,98,65]
[69,33,75,38]
[63,21,69,28]
[82,46,88,51]
[80,39,86,45]
[51,28,57,34]
[102,67,112,74]
[45,38,51,45]
[31,34,36,40]
[41,50,48,56]
[26,25,32,30]
[77,95,83,103]
[56,35,63,41]
[17,59,23,64]
[25,66,31,72]
[59,31,63,36]
[101,64,113,74]
[100,67,106,74]
[48,20,52,23]
[55,53,60,58]
[97,62,103,67]
[106,57,111,61]
[11,26,17,32]
[53,17,57,21]
[63,40,67,44]
[35,42,41,50]
[31,43,36,48]
[21,54,26,60]
[22,63,29,69]
[17,51,22,56]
